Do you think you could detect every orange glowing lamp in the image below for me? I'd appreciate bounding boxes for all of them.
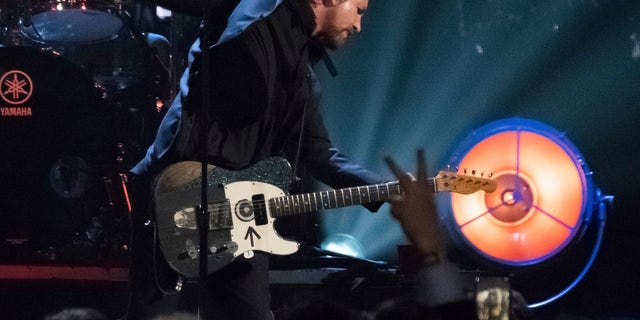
[446,118,596,267]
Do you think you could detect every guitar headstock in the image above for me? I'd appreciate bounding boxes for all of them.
[435,170,497,194]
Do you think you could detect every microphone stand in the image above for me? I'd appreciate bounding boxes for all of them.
[197,1,214,319]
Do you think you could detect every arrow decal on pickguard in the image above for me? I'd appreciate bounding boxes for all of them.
[245,227,261,247]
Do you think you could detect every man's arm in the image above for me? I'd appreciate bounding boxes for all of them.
[384,149,447,261]
[385,150,472,309]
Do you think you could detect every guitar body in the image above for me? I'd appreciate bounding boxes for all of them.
[153,158,299,279]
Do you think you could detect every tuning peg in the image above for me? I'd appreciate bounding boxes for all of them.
[489,172,493,178]
[472,169,476,176]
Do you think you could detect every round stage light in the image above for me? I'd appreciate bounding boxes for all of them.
[445,117,598,268]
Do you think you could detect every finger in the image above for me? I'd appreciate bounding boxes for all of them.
[384,156,411,184]
[417,148,427,182]
[390,193,403,201]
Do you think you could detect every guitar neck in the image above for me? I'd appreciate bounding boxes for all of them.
[269,180,435,218]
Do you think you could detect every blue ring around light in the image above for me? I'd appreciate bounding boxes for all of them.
[445,117,596,267]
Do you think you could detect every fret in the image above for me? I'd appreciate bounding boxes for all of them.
[284,196,290,215]
[377,184,387,201]
[321,192,329,209]
[338,189,345,208]
[325,191,331,209]
[290,195,296,214]
[325,191,333,209]
[272,197,279,217]
[351,187,358,204]
[301,194,307,214]
[298,194,302,214]
[269,198,277,218]
[332,190,339,208]
[279,196,285,216]
[282,197,288,215]
[392,183,401,195]
[287,195,296,214]
[303,194,311,213]
[271,198,277,217]
[357,186,365,204]
[278,196,284,215]
[295,194,302,214]
[326,190,334,209]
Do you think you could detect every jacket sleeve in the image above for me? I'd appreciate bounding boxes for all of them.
[299,69,387,195]
[301,109,387,189]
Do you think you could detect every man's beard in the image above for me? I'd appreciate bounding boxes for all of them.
[316,34,346,51]
[312,29,349,50]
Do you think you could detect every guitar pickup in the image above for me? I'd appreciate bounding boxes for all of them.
[174,200,233,230]
[252,194,268,226]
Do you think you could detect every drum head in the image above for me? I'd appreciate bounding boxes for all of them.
[23,7,124,44]
[0,47,117,262]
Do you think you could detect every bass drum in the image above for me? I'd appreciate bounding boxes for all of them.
[0,47,129,263]
[20,0,170,161]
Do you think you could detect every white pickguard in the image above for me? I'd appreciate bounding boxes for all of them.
[224,181,300,257]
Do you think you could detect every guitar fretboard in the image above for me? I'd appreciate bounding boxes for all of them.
[268,180,435,217]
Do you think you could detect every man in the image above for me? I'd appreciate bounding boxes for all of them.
[128,0,383,319]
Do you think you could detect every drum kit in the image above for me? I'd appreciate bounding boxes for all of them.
[0,0,171,264]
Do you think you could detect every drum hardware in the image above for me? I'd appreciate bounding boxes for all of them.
[14,0,172,160]
[1,0,31,46]
[0,46,134,264]
[0,0,171,262]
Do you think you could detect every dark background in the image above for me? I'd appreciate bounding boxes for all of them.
[312,0,640,318]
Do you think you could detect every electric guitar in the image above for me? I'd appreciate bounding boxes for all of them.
[153,157,496,278]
